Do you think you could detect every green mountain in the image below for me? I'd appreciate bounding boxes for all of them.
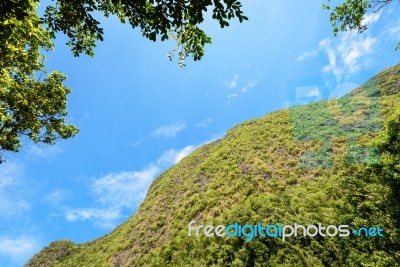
[26,64,400,267]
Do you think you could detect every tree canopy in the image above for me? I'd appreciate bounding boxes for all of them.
[324,0,400,49]
[0,0,78,163]
[42,0,248,66]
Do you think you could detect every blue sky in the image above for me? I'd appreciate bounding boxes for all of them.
[1,1,400,266]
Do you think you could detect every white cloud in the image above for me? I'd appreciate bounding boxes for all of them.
[225,78,258,104]
[130,139,143,148]
[227,93,238,99]
[0,161,22,182]
[44,190,70,205]
[227,74,239,88]
[361,12,381,26]
[318,38,338,74]
[66,165,159,228]
[0,236,39,261]
[90,146,195,212]
[0,163,41,265]
[298,49,319,61]
[299,31,377,75]
[385,19,400,37]
[295,85,320,98]
[195,118,213,128]
[64,166,159,228]
[0,162,31,217]
[92,165,159,209]
[241,80,258,93]
[65,208,121,229]
[341,34,376,73]
[26,144,62,159]
[298,12,384,75]
[64,144,200,228]
[157,145,196,166]
[151,121,186,138]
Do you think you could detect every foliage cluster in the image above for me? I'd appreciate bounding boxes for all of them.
[0,0,78,162]
[324,0,400,49]
[41,0,247,66]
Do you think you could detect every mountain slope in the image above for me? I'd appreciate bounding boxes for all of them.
[26,64,400,267]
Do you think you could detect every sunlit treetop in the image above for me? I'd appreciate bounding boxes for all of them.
[0,0,78,163]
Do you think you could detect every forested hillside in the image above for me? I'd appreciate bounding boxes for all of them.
[26,64,400,267]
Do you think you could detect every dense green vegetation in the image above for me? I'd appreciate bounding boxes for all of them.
[26,64,400,266]
[0,1,78,162]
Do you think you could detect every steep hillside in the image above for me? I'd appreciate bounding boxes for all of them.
[26,64,400,266]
